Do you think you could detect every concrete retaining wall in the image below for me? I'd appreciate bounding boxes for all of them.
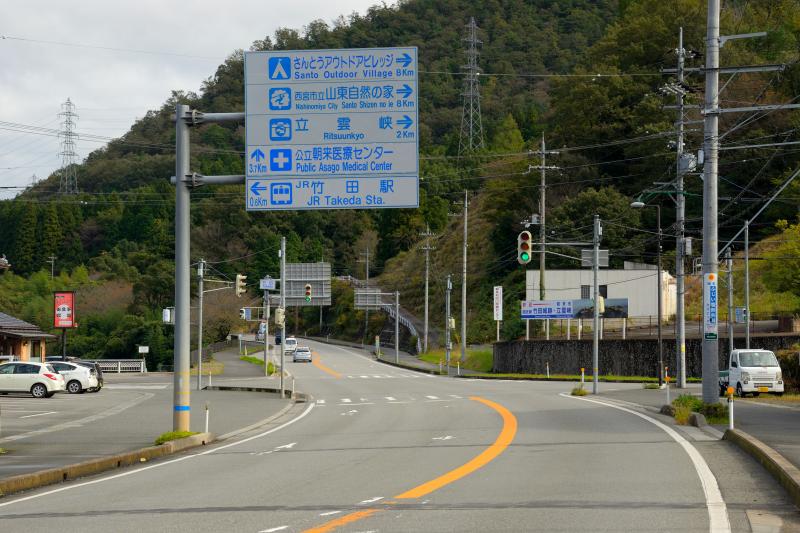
[493,335,800,376]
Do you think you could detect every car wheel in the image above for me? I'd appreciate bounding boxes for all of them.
[775,392,784,397]
[751,392,760,397]
[736,383,747,398]
[67,380,82,394]
[45,392,55,398]
[31,383,48,398]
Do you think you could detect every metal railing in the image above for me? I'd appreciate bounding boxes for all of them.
[96,359,147,373]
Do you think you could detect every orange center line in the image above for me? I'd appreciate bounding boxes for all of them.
[301,395,517,533]
[311,352,342,378]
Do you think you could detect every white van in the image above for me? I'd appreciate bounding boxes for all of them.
[719,349,784,397]
[284,337,297,354]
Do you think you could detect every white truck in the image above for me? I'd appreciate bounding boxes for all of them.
[719,349,784,397]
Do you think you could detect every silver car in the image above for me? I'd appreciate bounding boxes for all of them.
[293,346,312,363]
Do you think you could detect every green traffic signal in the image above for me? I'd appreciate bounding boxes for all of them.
[520,252,530,262]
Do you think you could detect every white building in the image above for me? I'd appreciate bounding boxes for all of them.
[526,262,676,320]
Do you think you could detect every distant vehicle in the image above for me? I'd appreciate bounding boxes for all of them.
[0,362,66,398]
[293,346,312,363]
[719,349,784,397]
[284,337,298,354]
[75,361,104,392]
[275,331,282,345]
[49,361,99,394]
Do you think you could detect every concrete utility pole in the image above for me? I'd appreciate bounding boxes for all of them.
[592,214,601,394]
[744,220,751,349]
[395,291,400,364]
[264,289,270,376]
[358,249,370,340]
[420,225,436,353]
[701,0,721,405]
[726,248,734,355]
[196,259,205,391]
[461,190,468,364]
[445,274,452,376]
[675,28,688,389]
[656,207,663,386]
[280,236,286,398]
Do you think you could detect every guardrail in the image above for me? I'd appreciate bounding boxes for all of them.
[96,359,147,373]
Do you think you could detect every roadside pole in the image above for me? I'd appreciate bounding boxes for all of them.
[656,205,663,387]
[395,291,400,364]
[197,258,205,391]
[263,290,269,376]
[461,190,468,365]
[280,236,286,398]
[726,248,734,355]
[744,220,751,349]
[592,214,600,394]
[675,27,688,389]
[446,274,452,376]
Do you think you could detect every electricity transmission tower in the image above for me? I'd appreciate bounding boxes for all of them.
[458,17,485,156]
[58,98,79,194]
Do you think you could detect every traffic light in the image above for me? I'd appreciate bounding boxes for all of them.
[517,231,533,264]
[304,283,312,302]
[274,307,285,327]
[235,274,247,297]
[239,308,246,320]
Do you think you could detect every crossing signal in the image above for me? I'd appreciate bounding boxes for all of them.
[304,283,312,302]
[235,274,247,297]
[239,308,246,320]
[517,231,533,265]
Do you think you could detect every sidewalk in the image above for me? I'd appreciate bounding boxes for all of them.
[0,347,293,480]
[600,384,800,471]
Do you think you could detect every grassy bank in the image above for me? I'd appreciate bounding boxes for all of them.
[240,355,276,375]
[419,347,493,373]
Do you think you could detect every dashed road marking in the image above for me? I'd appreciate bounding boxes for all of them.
[425,395,439,400]
[320,511,341,517]
[359,496,384,505]
[19,411,57,419]
[259,526,288,532]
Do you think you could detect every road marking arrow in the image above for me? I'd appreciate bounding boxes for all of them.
[397,53,413,68]
[397,84,413,99]
[250,181,267,196]
[397,115,413,129]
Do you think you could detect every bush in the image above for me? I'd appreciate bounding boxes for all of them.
[643,383,660,389]
[672,394,703,412]
[154,431,197,445]
[699,402,728,420]
[571,386,587,396]
[674,405,692,425]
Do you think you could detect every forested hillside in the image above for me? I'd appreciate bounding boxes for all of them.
[1,0,799,365]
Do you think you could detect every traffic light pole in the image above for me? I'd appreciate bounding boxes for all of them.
[592,214,600,394]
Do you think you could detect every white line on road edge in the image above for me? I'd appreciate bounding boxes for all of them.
[19,411,57,419]
[319,510,341,516]
[0,402,316,508]
[560,393,730,533]
[259,526,288,532]
[359,496,384,504]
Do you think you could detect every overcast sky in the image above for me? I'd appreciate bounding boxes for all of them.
[0,0,382,199]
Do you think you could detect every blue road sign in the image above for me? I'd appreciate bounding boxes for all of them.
[245,47,418,210]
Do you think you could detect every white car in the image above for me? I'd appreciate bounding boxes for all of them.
[0,362,66,398]
[49,361,100,394]
[284,337,298,354]
[293,346,312,363]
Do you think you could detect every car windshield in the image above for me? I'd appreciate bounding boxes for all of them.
[739,351,779,367]
[46,364,57,372]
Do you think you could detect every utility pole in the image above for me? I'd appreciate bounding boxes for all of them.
[358,249,370,341]
[280,236,286,398]
[744,220,751,349]
[395,291,400,364]
[46,255,56,280]
[656,207,663,387]
[592,215,601,394]
[420,225,436,353]
[264,288,270,376]
[675,27,688,389]
[461,190,468,364]
[445,274,452,376]
[701,0,721,405]
[196,259,205,391]
[726,248,734,355]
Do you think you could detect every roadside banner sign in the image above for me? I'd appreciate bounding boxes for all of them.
[703,273,718,340]
[493,286,503,321]
[259,277,277,291]
[521,300,574,320]
[735,306,747,324]
[53,291,76,328]
[138,346,150,354]
[244,47,419,210]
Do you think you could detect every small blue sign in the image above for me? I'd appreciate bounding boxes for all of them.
[270,183,292,205]
[269,118,292,141]
[250,181,267,196]
[250,148,265,162]
[268,57,291,80]
[270,149,292,172]
[269,87,292,110]
[346,180,359,193]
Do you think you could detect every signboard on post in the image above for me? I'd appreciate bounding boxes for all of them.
[259,277,277,291]
[493,286,503,321]
[521,300,574,320]
[285,262,331,306]
[735,306,747,324]
[703,273,718,340]
[244,47,419,210]
[581,249,609,267]
[53,292,76,328]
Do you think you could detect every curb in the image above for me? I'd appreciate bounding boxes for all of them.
[724,428,800,508]
[0,432,213,498]
[206,385,310,402]
[374,356,443,376]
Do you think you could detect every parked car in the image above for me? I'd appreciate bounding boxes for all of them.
[75,361,104,392]
[0,362,66,398]
[49,361,99,394]
[284,337,298,354]
[0,355,16,363]
[719,349,784,397]
[293,346,312,363]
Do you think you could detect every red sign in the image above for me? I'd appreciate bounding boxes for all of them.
[53,292,76,328]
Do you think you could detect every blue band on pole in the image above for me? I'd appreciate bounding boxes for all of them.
[174,405,190,411]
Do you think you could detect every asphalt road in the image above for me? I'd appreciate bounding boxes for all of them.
[0,340,797,532]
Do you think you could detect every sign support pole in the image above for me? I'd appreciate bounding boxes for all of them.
[264,290,270,376]
[592,214,600,394]
[280,237,286,398]
[395,291,400,364]
[445,275,452,376]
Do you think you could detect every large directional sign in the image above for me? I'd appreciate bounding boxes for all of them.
[244,47,419,210]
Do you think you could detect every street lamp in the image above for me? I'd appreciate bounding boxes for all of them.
[631,200,663,386]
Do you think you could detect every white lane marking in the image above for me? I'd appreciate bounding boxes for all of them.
[105,384,168,390]
[341,398,352,403]
[274,442,296,450]
[259,526,288,532]
[360,375,369,379]
[561,393,730,533]
[372,375,383,378]
[432,435,454,441]
[449,395,462,399]
[385,396,397,401]
[359,398,368,402]
[320,510,341,516]
[387,401,412,404]
[340,409,359,416]
[19,411,57,419]
[359,496,384,504]
[0,402,315,508]
[316,399,326,405]
[425,395,439,400]
[338,402,373,406]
